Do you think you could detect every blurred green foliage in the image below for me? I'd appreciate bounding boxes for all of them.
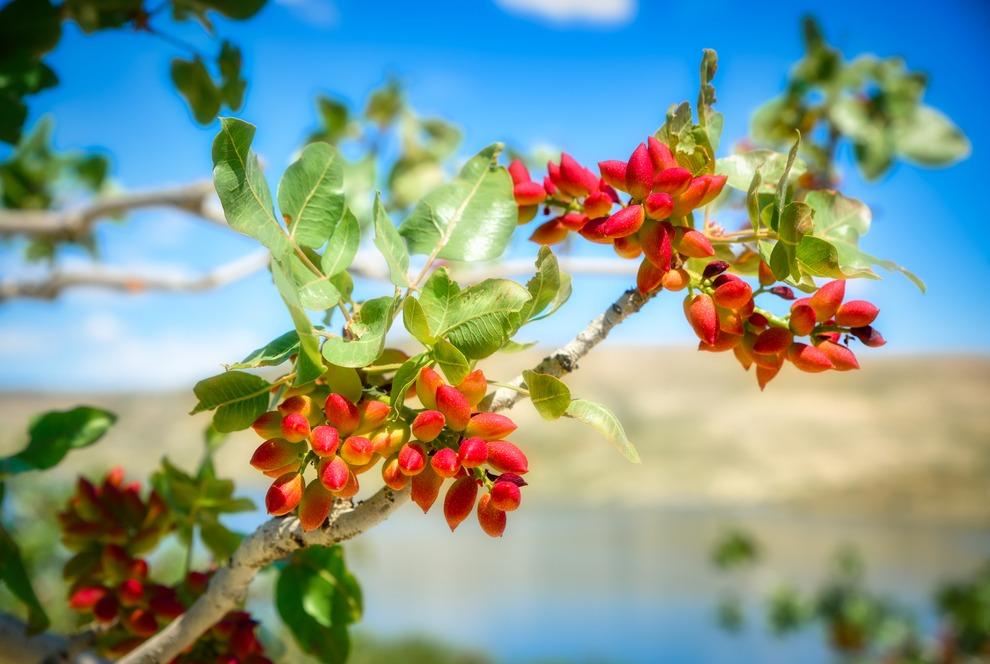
[712,531,990,663]
[751,17,969,182]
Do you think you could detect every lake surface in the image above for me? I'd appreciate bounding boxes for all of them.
[332,504,990,664]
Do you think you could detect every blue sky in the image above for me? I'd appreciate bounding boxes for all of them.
[1,0,988,390]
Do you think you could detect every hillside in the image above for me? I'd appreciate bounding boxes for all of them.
[1,349,987,525]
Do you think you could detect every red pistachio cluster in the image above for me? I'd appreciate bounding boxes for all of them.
[250,385,403,531]
[685,267,884,389]
[510,136,886,389]
[397,366,527,538]
[58,470,270,662]
[510,137,726,282]
[250,366,528,538]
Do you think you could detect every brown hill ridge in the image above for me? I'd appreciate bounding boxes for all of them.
[1,349,987,525]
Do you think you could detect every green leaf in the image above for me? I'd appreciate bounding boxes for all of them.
[212,118,290,257]
[171,57,221,124]
[801,190,924,291]
[772,201,813,280]
[289,254,341,311]
[530,268,572,323]
[893,105,971,166]
[199,515,243,560]
[323,364,364,404]
[192,371,271,433]
[434,339,470,385]
[216,41,245,109]
[372,193,409,287]
[175,0,266,20]
[500,339,537,353]
[565,399,640,463]
[417,267,460,335]
[389,353,430,409]
[308,95,352,145]
[0,524,49,632]
[523,370,570,420]
[271,260,325,384]
[0,0,61,61]
[0,407,116,475]
[276,545,362,664]
[321,296,397,368]
[519,246,562,322]
[229,330,299,369]
[402,296,434,346]
[435,279,532,359]
[399,144,517,261]
[278,142,345,248]
[321,208,360,277]
[716,150,808,192]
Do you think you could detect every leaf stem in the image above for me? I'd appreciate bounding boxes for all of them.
[708,230,775,244]
[486,381,529,396]
[361,363,405,374]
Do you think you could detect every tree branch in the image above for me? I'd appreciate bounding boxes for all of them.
[118,486,407,664]
[118,284,658,664]
[0,250,635,302]
[0,613,106,664]
[0,182,224,240]
[488,288,658,411]
[0,251,272,302]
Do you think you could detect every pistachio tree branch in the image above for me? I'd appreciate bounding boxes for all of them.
[118,486,408,664]
[0,181,224,239]
[118,284,658,664]
[488,288,658,411]
[0,249,635,302]
[0,251,272,302]
[0,613,106,664]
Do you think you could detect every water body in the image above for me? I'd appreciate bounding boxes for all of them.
[335,504,990,664]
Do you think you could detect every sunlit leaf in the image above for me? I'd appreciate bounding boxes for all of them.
[321,208,360,277]
[212,118,291,258]
[229,330,299,369]
[565,398,640,463]
[321,296,397,368]
[399,144,516,261]
[279,142,345,248]
[893,105,971,166]
[372,192,409,287]
[434,339,469,385]
[523,370,570,420]
[271,259,325,384]
[402,296,434,346]
[191,371,271,432]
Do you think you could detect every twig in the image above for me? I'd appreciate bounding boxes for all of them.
[118,284,659,664]
[0,181,224,239]
[487,287,658,411]
[0,251,271,301]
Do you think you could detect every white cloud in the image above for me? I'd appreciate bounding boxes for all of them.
[495,0,635,25]
[276,0,339,27]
